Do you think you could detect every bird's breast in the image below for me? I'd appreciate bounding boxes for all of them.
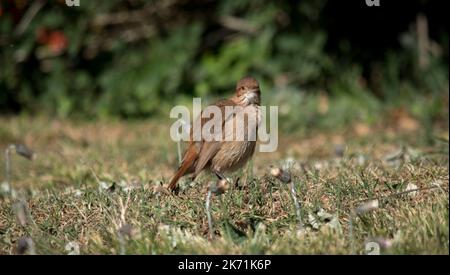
[211,140,256,173]
[211,104,260,172]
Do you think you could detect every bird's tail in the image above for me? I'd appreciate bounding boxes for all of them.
[168,146,197,191]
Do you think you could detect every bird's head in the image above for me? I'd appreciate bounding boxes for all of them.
[234,77,261,106]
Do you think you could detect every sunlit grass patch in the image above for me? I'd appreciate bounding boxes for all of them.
[0,117,448,254]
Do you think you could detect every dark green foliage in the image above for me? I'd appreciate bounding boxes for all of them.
[0,0,448,119]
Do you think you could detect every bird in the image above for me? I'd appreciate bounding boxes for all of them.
[168,76,262,192]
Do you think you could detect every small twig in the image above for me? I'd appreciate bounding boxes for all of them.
[14,0,47,37]
[289,181,304,231]
[349,200,379,255]
[177,140,182,166]
[115,194,132,255]
[271,167,304,231]
[89,167,102,184]
[91,1,176,27]
[4,145,15,194]
[118,194,131,226]
[4,144,35,198]
[205,179,229,240]
[349,213,355,255]
[218,16,258,34]
[353,185,446,205]
[417,13,430,70]
[205,189,213,240]
[71,202,87,222]
[4,144,38,237]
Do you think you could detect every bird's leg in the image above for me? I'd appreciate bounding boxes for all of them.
[214,170,226,181]
[172,185,180,195]
[234,177,241,189]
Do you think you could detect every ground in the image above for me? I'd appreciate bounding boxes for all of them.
[0,115,448,254]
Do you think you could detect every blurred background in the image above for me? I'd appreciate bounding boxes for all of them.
[1,1,449,256]
[0,0,448,142]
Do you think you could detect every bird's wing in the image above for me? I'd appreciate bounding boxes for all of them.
[194,99,236,174]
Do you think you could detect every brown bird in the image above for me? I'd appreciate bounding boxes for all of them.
[168,76,261,192]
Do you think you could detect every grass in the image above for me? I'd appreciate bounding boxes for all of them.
[0,105,448,255]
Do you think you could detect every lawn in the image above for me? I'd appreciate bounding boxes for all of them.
[0,113,448,255]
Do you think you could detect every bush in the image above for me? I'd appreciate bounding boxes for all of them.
[0,0,448,120]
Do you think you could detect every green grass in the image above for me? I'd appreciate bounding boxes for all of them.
[0,112,448,255]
